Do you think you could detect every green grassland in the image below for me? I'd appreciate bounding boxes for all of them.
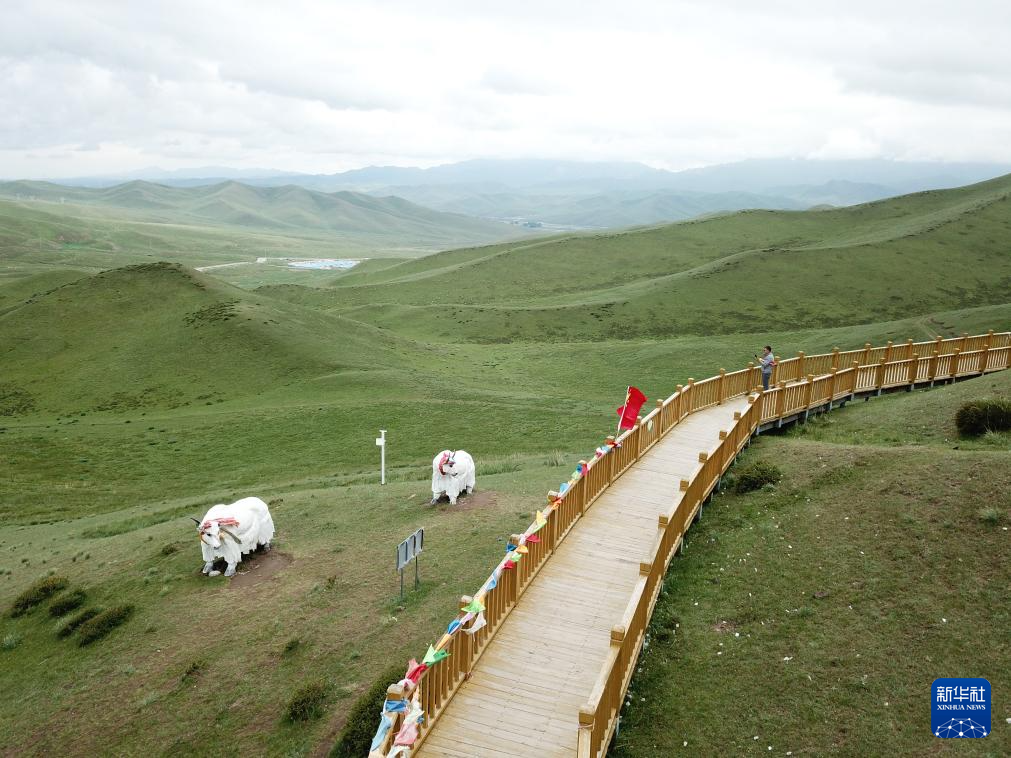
[0,175,1009,755]
[0,181,528,290]
[258,173,1011,342]
[0,180,525,247]
[612,370,1010,757]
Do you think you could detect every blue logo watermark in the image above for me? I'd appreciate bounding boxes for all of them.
[932,678,990,738]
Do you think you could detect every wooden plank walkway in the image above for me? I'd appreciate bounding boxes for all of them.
[417,395,752,757]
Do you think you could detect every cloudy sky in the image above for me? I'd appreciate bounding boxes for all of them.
[2,0,1010,177]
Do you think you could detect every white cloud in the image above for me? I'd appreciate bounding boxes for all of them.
[0,0,1010,177]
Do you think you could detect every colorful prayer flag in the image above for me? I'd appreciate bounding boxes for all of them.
[422,645,449,665]
[405,659,427,684]
[462,598,485,613]
[464,611,487,635]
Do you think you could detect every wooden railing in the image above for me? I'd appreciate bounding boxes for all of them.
[574,329,1010,758]
[367,331,1010,757]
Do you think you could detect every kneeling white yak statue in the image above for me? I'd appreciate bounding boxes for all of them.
[193,496,275,577]
[431,450,476,505]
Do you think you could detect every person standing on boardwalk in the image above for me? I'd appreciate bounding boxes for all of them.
[757,345,776,390]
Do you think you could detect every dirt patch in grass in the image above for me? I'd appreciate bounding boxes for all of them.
[434,489,499,512]
[713,620,737,633]
[228,551,294,589]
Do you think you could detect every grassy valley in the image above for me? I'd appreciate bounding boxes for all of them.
[259,174,1011,342]
[0,175,1009,755]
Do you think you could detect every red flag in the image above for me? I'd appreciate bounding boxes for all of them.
[616,387,647,430]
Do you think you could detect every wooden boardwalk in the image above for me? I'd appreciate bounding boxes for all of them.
[417,396,752,757]
[367,333,1008,758]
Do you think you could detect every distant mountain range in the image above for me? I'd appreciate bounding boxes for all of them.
[16,158,1011,230]
[0,179,526,247]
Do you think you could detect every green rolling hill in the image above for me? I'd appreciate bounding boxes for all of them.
[0,172,1008,756]
[0,261,441,418]
[0,179,527,254]
[258,173,1011,342]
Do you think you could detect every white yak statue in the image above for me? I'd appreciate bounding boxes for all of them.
[431,450,476,505]
[192,496,275,577]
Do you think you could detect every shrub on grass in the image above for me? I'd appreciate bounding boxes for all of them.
[9,575,69,617]
[285,680,328,722]
[330,664,406,757]
[49,589,87,617]
[976,508,1002,525]
[181,658,206,683]
[57,607,101,638]
[76,605,134,645]
[730,461,782,494]
[2,633,21,651]
[955,399,1011,436]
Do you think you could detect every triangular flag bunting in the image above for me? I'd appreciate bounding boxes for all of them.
[462,598,485,613]
[422,645,449,665]
[525,534,541,543]
[463,611,487,635]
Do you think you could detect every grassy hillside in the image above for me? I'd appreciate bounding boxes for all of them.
[0,262,432,419]
[264,173,1011,342]
[0,174,1009,756]
[0,180,524,247]
[612,370,1010,757]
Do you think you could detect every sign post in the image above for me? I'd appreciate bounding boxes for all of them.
[376,429,386,485]
[396,528,424,600]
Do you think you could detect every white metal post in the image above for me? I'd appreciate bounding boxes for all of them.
[376,429,387,485]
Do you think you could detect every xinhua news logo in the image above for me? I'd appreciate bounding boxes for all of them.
[932,678,990,738]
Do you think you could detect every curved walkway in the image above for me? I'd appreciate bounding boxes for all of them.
[370,331,1009,758]
[417,397,751,756]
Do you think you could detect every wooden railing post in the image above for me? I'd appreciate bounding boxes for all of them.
[960,332,968,351]
[850,360,859,396]
[905,338,914,360]
[875,359,886,395]
[862,342,872,365]
[674,384,684,420]
[978,343,990,374]
[577,712,594,758]
[804,373,814,409]
[828,368,838,401]
[951,349,961,379]
[883,340,893,363]
[748,390,761,431]
[686,379,695,413]
[831,347,840,369]
[985,329,994,348]
[797,351,806,379]
[908,353,919,387]
[605,436,617,483]
[935,335,943,355]
[717,368,726,404]
[746,362,756,390]
[929,351,939,383]
[775,380,787,418]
